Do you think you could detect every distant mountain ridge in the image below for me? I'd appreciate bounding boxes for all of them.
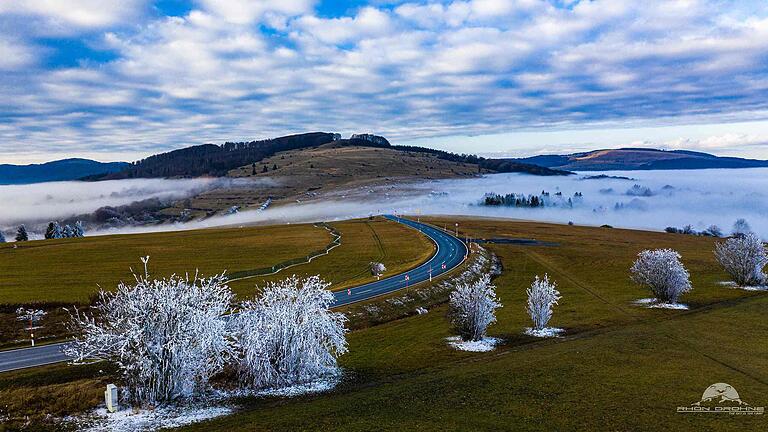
[0,158,129,185]
[511,148,768,171]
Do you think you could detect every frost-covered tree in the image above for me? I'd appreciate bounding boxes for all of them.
[703,225,723,237]
[64,257,235,406]
[370,262,386,277]
[16,308,47,329]
[15,225,28,242]
[73,221,85,237]
[44,222,55,239]
[53,221,64,238]
[714,233,767,286]
[62,224,75,238]
[0,231,5,243]
[526,274,561,331]
[732,218,751,237]
[630,249,692,303]
[449,274,502,341]
[234,275,348,389]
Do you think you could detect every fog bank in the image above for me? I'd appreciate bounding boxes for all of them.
[0,177,273,228]
[2,168,766,240]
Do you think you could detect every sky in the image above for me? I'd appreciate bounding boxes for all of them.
[2,0,768,163]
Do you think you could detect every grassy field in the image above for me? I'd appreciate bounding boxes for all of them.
[233,218,435,293]
[0,217,433,349]
[177,217,767,431]
[2,218,766,431]
[0,217,432,306]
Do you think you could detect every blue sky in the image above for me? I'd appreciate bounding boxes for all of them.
[2,0,768,163]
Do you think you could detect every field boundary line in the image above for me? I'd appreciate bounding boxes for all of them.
[227,223,342,282]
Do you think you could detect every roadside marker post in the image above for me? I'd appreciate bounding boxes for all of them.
[105,384,119,413]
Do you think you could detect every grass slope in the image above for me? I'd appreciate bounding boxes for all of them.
[179,218,767,431]
[0,218,432,304]
[3,219,766,431]
[177,144,481,216]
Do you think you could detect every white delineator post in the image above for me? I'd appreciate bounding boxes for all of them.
[105,384,119,413]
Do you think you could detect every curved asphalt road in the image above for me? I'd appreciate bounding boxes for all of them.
[0,215,467,373]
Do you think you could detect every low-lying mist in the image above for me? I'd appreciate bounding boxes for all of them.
[2,168,765,240]
[219,167,768,238]
[0,177,273,229]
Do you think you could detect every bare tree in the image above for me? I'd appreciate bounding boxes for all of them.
[449,275,502,341]
[526,274,561,331]
[64,257,235,406]
[715,232,767,286]
[235,275,348,390]
[630,249,692,303]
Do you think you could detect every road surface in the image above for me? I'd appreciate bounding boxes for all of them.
[0,215,467,373]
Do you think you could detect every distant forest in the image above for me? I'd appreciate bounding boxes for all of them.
[88,132,340,179]
[87,132,572,180]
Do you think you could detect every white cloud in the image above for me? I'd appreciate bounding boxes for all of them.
[295,7,393,44]
[3,0,768,162]
[197,0,315,25]
[0,37,36,70]
[0,0,147,30]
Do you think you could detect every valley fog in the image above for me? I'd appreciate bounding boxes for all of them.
[1,168,766,239]
[212,167,768,239]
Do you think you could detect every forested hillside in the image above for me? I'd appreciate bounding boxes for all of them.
[89,131,571,180]
[90,132,340,179]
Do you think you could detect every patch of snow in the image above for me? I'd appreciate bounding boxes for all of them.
[633,297,656,304]
[650,302,689,310]
[214,375,340,400]
[633,298,689,309]
[69,405,232,432]
[524,327,565,338]
[446,336,501,352]
[718,281,768,291]
[415,307,428,315]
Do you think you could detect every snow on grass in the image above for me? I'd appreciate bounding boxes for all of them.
[446,336,501,352]
[524,327,565,338]
[66,376,340,432]
[69,405,232,432]
[215,375,341,399]
[718,281,768,291]
[633,298,689,310]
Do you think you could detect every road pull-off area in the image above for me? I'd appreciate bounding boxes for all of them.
[0,215,467,373]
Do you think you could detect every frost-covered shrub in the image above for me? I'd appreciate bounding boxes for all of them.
[64,257,234,406]
[630,249,692,303]
[370,262,386,276]
[526,274,561,330]
[449,274,502,341]
[235,275,348,389]
[16,308,46,328]
[715,233,767,286]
